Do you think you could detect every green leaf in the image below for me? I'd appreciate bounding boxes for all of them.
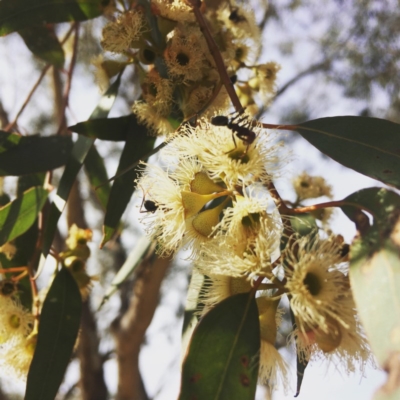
[25,267,82,400]
[289,307,308,397]
[101,117,155,246]
[0,130,21,152]
[40,76,121,260]
[295,116,400,189]
[181,270,205,353]
[289,213,317,237]
[179,292,260,400]
[42,135,94,257]
[19,24,65,68]
[0,186,48,246]
[69,115,132,141]
[83,145,110,209]
[0,0,110,36]
[0,132,73,176]
[342,188,400,368]
[13,174,46,310]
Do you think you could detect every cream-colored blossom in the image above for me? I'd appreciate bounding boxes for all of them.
[132,101,176,136]
[284,235,351,334]
[101,10,146,53]
[0,297,33,344]
[164,27,206,82]
[142,69,174,116]
[0,242,17,260]
[0,333,36,379]
[249,62,281,105]
[163,117,283,187]
[292,294,373,374]
[65,224,92,250]
[137,163,186,255]
[195,197,282,278]
[198,273,252,316]
[216,2,260,42]
[257,297,289,389]
[293,172,333,200]
[151,0,195,23]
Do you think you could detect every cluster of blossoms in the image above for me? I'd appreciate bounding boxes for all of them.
[97,0,373,393]
[60,224,95,300]
[0,280,35,379]
[96,0,280,134]
[136,113,373,389]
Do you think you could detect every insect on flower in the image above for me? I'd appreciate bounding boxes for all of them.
[139,185,158,213]
[210,113,256,154]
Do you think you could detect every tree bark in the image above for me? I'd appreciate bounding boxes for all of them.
[112,254,172,400]
[77,300,109,400]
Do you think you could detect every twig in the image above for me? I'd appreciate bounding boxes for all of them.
[57,23,80,135]
[4,24,77,132]
[4,65,52,132]
[188,0,244,113]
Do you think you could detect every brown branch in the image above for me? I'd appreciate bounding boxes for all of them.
[4,64,52,132]
[77,301,109,400]
[0,100,9,128]
[4,23,76,132]
[188,0,244,113]
[66,180,108,400]
[111,252,172,400]
[57,23,80,135]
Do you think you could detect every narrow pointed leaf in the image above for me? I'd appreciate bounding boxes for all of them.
[69,115,131,141]
[19,24,65,68]
[295,116,400,189]
[40,77,121,262]
[179,292,260,400]
[0,186,48,246]
[25,268,82,400]
[84,145,110,209]
[0,132,73,176]
[101,117,155,246]
[341,188,400,373]
[289,307,308,397]
[0,0,110,36]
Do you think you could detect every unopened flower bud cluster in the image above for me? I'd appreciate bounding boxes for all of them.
[97,0,280,134]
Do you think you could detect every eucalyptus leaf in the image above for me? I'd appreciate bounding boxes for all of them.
[40,76,121,263]
[69,115,132,141]
[0,186,48,246]
[0,133,73,176]
[101,116,155,246]
[25,268,82,400]
[341,187,400,395]
[179,292,260,400]
[19,24,65,68]
[295,116,400,189]
[0,0,110,36]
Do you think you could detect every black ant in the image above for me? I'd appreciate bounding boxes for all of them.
[210,113,256,154]
[139,185,158,213]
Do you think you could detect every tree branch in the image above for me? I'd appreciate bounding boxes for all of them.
[66,181,108,400]
[276,60,331,98]
[112,253,172,400]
